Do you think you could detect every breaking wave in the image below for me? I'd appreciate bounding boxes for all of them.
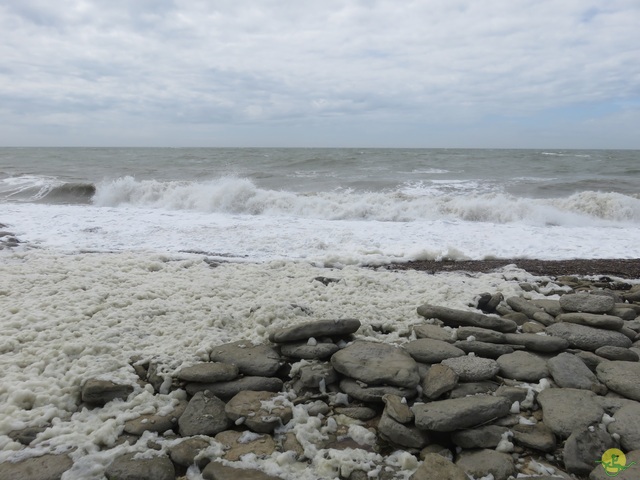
[91,176,640,226]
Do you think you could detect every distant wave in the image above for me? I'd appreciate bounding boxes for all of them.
[91,176,640,226]
[0,175,95,204]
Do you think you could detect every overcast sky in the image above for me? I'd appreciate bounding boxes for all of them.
[1,0,639,148]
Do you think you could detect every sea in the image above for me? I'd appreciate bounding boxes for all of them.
[1,147,640,263]
[1,148,640,479]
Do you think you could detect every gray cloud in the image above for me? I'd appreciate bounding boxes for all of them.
[0,0,638,146]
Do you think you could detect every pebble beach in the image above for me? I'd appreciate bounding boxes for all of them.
[1,231,640,479]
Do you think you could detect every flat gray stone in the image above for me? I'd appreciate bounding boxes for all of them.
[504,333,569,353]
[441,356,499,381]
[176,362,239,383]
[296,362,338,388]
[576,350,606,372]
[532,298,564,317]
[413,324,456,343]
[589,449,640,480]
[563,427,616,476]
[410,454,467,480]
[81,379,134,406]
[497,351,549,381]
[595,346,639,362]
[331,340,420,388]
[0,454,73,480]
[215,430,276,461]
[454,340,515,359]
[382,394,414,423]
[451,425,509,449]
[378,410,430,449]
[169,437,211,469]
[537,388,604,438]
[448,381,499,398]
[495,385,528,404]
[268,318,361,343]
[522,321,546,333]
[512,422,556,452]
[105,453,175,480]
[203,462,282,480]
[607,402,640,451]
[547,352,599,390]
[280,341,339,359]
[507,296,555,325]
[334,406,377,420]
[225,390,292,433]
[185,376,283,400]
[557,312,624,330]
[210,341,281,376]
[456,326,506,343]
[417,304,517,333]
[547,322,632,351]
[597,361,640,401]
[404,338,465,363]
[124,401,187,435]
[339,378,417,403]
[412,395,511,432]
[178,391,231,437]
[455,449,517,480]
[421,363,458,400]
[560,292,615,314]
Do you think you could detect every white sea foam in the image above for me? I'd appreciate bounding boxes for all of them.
[90,176,640,226]
[0,249,528,478]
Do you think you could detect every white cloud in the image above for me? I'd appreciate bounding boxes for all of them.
[0,0,639,146]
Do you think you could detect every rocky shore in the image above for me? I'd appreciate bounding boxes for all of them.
[2,271,640,480]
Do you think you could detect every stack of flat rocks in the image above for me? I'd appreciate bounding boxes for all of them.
[3,280,640,480]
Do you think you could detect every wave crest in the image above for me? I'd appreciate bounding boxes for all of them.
[92,176,640,226]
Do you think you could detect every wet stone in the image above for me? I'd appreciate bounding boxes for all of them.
[105,453,175,480]
[537,388,604,438]
[410,453,467,480]
[215,430,277,461]
[559,292,615,314]
[454,340,515,359]
[202,462,283,480]
[412,324,455,343]
[455,449,517,480]
[331,340,420,388]
[511,422,557,452]
[185,376,283,400]
[412,395,511,432]
[339,378,417,403]
[178,391,231,437]
[456,326,506,343]
[225,390,292,433]
[269,318,361,343]
[279,341,339,360]
[498,350,549,382]
[124,400,187,435]
[382,393,413,424]
[0,454,73,480]
[378,410,430,449]
[417,304,518,333]
[504,332,569,353]
[596,361,640,401]
[441,355,500,382]
[451,425,509,449]
[595,345,639,362]
[175,362,239,383]
[557,312,624,330]
[606,402,640,451]
[81,379,134,406]
[295,362,338,388]
[334,406,378,420]
[168,437,212,469]
[210,341,281,377]
[546,322,632,351]
[563,427,616,476]
[547,352,599,390]
[421,363,458,400]
[404,338,465,363]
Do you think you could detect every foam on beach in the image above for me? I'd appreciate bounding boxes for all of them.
[0,249,530,478]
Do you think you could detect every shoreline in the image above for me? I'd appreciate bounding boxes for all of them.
[380,258,640,280]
